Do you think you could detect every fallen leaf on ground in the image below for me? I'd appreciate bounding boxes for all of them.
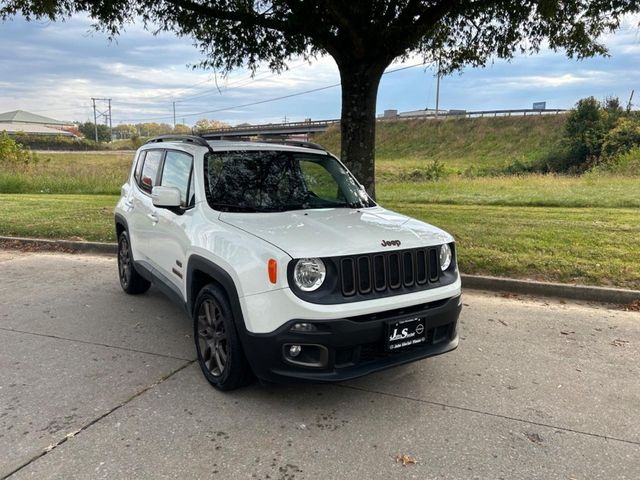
[500,293,519,299]
[560,330,575,335]
[498,319,508,326]
[622,300,640,312]
[524,432,544,444]
[611,339,629,347]
[395,454,417,466]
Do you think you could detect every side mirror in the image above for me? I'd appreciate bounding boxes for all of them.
[152,186,182,208]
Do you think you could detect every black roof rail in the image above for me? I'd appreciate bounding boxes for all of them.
[259,139,326,151]
[145,134,212,150]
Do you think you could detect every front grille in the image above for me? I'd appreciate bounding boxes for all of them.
[339,247,440,298]
[287,244,456,305]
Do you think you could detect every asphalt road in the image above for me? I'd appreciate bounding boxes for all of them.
[1,250,638,479]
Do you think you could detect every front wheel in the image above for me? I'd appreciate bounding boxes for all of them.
[117,230,151,295]
[194,284,253,391]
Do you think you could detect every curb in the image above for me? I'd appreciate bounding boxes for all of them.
[461,274,639,305]
[1,236,638,305]
[0,236,116,255]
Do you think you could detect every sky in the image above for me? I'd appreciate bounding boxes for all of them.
[0,14,639,127]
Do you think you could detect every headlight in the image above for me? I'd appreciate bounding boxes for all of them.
[293,258,326,291]
[439,244,452,271]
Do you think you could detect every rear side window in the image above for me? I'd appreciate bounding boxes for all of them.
[134,151,146,184]
[160,150,193,207]
[139,150,163,193]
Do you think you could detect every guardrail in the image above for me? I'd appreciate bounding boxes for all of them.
[197,108,567,137]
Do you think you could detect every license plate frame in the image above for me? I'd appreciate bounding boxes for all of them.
[385,316,427,352]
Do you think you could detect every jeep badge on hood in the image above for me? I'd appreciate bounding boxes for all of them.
[381,240,401,247]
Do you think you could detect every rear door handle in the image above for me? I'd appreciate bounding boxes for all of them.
[147,213,158,223]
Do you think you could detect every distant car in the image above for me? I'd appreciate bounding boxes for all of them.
[114,135,462,390]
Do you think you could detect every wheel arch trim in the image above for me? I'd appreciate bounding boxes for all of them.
[186,255,248,335]
[114,213,129,236]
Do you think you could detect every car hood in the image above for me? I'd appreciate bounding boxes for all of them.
[219,206,453,258]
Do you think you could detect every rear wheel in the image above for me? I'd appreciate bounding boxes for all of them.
[117,230,151,294]
[194,284,252,391]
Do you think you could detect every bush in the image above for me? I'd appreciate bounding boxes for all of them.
[535,96,638,174]
[399,159,449,181]
[591,146,640,176]
[9,133,106,151]
[601,117,640,160]
[0,132,32,167]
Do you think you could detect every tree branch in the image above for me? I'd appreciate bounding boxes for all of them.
[163,0,293,32]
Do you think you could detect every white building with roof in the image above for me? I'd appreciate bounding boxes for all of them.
[0,110,76,137]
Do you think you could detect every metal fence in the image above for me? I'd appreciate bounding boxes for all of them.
[198,108,567,137]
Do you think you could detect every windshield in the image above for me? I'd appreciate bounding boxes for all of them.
[205,150,374,212]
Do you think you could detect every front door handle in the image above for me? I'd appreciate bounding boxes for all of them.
[147,213,159,223]
[124,200,133,209]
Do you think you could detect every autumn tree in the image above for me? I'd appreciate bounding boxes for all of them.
[173,123,192,134]
[112,123,137,139]
[193,118,230,132]
[3,1,638,195]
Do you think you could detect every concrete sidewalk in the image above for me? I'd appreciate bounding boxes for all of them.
[1,250,638,479]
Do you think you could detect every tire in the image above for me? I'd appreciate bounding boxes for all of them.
[117,230,151,295]
[193,284,253,391]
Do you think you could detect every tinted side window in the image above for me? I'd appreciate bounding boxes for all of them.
[139,150,163,193]
[134,151,146,184]
[300,159,340,201]
[160,150,193,206]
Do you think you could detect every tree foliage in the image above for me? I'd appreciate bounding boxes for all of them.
[602,117,640,160]
[77,121,111,142]
[3,1,639,193]
[193,118,230,132]
[545,96,640,172]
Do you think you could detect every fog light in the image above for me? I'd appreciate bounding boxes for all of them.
[290,322,318,332]
[289,345,302,357]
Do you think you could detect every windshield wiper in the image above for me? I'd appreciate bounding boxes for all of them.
[209,203,260,213]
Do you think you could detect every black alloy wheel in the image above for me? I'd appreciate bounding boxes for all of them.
[196,298,228,377]
[117,230,151,294]
[193,284,252,390]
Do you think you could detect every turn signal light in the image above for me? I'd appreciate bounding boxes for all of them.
[268,259,278,284]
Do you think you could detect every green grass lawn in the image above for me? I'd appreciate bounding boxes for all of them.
[1,193,639,289]
[379,174,640,208]
[0,151,133,195]
[384,202,640,288]
[3,151,638,208]
[0,194,117,242]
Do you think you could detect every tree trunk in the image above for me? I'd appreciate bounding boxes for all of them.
[337,62,387,199]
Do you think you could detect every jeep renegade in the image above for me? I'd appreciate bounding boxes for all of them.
[114,135,462,390]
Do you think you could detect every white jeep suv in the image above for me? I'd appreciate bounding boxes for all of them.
[115,135,461,390]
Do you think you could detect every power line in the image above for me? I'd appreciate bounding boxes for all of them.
[114,62,427,123]
[174,61,308,103]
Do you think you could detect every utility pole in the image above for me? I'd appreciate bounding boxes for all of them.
[627,90,634,113]
[91,98,113,142]
[172,101,177,130]
[108,99,113,141]
[92,98,98,142]
[435,56,441,119]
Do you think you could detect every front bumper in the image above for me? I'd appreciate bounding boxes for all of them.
[240,294,462,383]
